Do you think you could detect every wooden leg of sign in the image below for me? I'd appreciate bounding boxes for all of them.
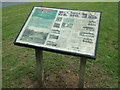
[35,49,44,88]
[78,57,87,88]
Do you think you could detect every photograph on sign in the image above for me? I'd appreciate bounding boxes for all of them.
[14,6,101,59]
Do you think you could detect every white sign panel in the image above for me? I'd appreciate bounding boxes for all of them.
[14,6,102,59]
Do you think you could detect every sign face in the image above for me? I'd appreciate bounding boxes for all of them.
[14,6,102,59]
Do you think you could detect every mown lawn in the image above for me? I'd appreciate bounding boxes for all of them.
[2,2,118,88]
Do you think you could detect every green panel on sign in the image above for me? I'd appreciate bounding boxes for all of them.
[32,8,58,20]
[27,8,58,29]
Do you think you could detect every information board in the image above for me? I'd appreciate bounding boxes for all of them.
[14,6,102,59]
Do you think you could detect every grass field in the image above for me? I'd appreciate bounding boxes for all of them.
[2,2,118,88]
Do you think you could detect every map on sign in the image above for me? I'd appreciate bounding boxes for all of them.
[14,6,102,59]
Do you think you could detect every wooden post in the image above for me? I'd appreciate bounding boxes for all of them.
[78,57,87,88]
[35,49,44,88]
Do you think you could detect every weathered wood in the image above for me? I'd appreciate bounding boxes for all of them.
[35,49,44,88]
[78,57,87,88]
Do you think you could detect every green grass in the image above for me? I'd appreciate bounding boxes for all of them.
[2,2,118,88]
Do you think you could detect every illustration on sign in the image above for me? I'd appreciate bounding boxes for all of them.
[14,7,102,59]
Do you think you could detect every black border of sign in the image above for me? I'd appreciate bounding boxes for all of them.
[14,6,102,59]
